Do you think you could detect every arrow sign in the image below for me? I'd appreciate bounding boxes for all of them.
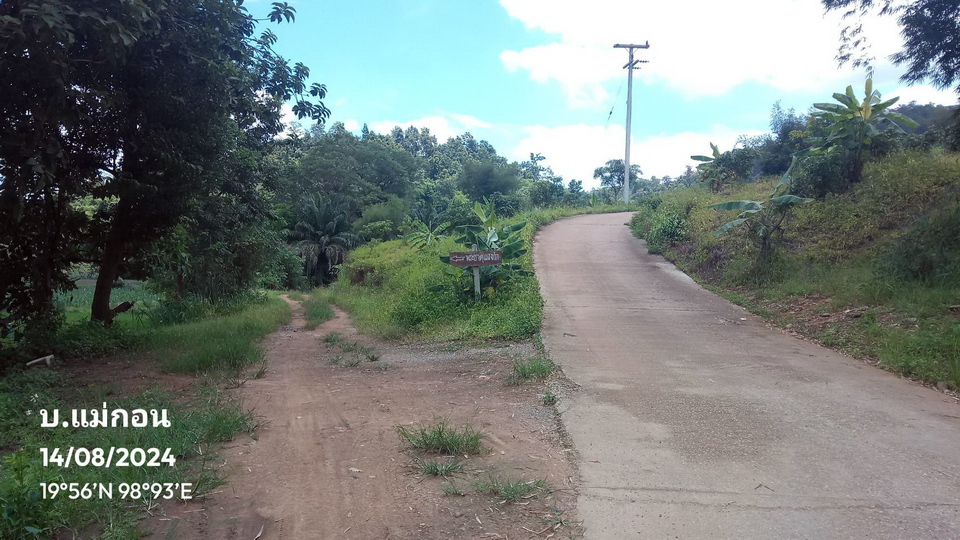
[447,250,502,267]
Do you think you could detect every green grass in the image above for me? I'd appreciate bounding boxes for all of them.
[507,356,554,385]
[473,476,545,502]
[542,389,558,406]
[150,296,291,374]
[414,458,463,477]
[397,420,486,455]
[321,332,343,345]
[301,294,334,330]
[0,370,256,539]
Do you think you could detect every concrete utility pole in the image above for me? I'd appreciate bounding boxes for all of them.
[613,42,649,204]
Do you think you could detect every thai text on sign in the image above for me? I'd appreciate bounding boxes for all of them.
[448,250,503,267]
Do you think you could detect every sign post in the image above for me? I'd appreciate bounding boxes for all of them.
[446,246,503,300]
[471,245,481,300]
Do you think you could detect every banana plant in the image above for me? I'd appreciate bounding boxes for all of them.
[692,142,733,192]
[438,199,531,298]
[709,156,813,266]
[807,78,918,183]
[405,220,451,250]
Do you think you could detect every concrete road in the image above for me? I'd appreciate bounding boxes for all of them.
[534,212,960,539]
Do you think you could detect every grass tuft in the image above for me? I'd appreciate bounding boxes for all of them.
[415,458,463,477]
[508,356,554,385]
[397,420,486,455]
[473,476,545,501]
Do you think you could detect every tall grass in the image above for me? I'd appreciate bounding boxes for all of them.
[302,294,335,330]
[150,295,290,373]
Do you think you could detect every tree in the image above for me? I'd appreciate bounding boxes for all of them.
[290,197,360,286]
[0,0,330,329]
[823,0,960,92]
[807,78,918,183]
[593,159,642,202]
[457,160,520,202]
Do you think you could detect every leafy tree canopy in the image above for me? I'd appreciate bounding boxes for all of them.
[823,0,960,92]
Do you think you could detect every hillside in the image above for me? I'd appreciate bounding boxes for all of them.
[630,149,960,388]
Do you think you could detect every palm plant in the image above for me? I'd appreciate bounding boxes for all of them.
[290,197,360,285]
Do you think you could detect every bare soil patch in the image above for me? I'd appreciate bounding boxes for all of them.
[136,297,579,539]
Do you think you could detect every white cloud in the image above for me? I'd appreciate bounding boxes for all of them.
[510,123,762,188]
[343,118,360,131]
[499,0,911,104]
[369,113,492,141]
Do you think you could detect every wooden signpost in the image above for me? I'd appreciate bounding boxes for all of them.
[448,245,503,299]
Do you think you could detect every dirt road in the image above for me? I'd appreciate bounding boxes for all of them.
[534,212,960,539]
[148,298,576,539]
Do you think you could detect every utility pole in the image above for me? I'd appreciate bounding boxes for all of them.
[613,42,649,204]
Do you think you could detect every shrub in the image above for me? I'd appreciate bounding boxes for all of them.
[877,200,960,284]
[645,212,687,254]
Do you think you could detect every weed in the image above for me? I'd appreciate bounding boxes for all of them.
[442,481,464,496]
[542,390,558,406]
[415,458,463,477]
[508,356,554,385]
[397,420,486,455]
[376,363,392,372]
[321,332,343,345]
[473,475,545,501]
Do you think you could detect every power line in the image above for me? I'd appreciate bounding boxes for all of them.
[605,80,625,125]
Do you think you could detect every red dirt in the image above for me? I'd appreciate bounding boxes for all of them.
[135,297,579,539]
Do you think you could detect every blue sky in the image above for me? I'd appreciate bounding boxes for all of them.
[255,0,957,188]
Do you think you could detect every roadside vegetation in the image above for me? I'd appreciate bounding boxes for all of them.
[630,81,960,389]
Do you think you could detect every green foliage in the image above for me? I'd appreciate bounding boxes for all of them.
[807,78,918,184]
[440,200,532,299]
[645,212,687,254]
[291,197,361,286]
[473,476,545,502]
[150,295,291,374]
[405,220,451,250]
[709,158,813,271]
[398,420,486,455]
[457,160,521,201]
[593,159,642,202]
[877,199,960,284]
[415,458,463,477]
[692,143,757,192]
[508,356,554,384]
[302,295,335,330]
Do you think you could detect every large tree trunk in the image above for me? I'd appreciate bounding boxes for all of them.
[91,229,125,323]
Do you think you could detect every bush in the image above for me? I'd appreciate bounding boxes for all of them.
[792,152,845,199]
[877,200,960,284]
[645,212,686,254]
